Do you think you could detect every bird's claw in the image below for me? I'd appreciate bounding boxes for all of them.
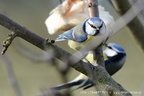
[46,38,55,44]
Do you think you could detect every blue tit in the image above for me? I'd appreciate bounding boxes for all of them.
[104,43,126,75]
[51,43,126,90]
[55,17,106,50]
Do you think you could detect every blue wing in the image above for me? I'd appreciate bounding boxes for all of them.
[55,28,88,42]
[55,29,73,41]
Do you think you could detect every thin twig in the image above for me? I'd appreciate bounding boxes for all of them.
[0,52,23,96]
[13,40,55,62]
[1,32,17,55]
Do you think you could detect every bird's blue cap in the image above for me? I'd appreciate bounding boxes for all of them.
[107,43,126,53]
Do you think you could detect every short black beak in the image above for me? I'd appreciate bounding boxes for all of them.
[93,29,99,36]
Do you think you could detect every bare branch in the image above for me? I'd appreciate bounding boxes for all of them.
[110,0,144,34]
[1,32,17,55]
[87,0,99,17]
[112,0,144,51]
[0,48,23,96]
[14,44,55,62]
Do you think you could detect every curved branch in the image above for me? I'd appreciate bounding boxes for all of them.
[0,46,23,96]
[112,0,144,51]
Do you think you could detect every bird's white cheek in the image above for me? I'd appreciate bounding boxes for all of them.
[104,48,117,57]
[86,27,96,36]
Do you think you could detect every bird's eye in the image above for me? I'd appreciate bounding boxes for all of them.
[108,46,113,50]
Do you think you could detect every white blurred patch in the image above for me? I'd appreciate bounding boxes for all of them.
[45,0,114,35]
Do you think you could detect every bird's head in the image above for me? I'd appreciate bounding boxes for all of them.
[104,43,126,57]
[84,17,106,36]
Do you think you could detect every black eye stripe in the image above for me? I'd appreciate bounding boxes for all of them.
[108,46,113,50]
[86,21,104,36]
[99,22,104,29]
[87,21,104,29]
[87,22,96,29]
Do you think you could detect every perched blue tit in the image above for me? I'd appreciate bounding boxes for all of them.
[51,43,126,90]
[55,17,106,50]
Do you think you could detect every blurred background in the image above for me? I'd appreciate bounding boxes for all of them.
[0,0,144,96]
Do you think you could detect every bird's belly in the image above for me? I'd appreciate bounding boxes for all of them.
[68,36,93,50]
[68,40,84,50]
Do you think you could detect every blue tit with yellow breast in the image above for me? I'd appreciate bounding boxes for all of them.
[55,17,106,50]
[51,43,126,90]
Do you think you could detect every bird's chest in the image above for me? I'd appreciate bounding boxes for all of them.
[68,35,93,50]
